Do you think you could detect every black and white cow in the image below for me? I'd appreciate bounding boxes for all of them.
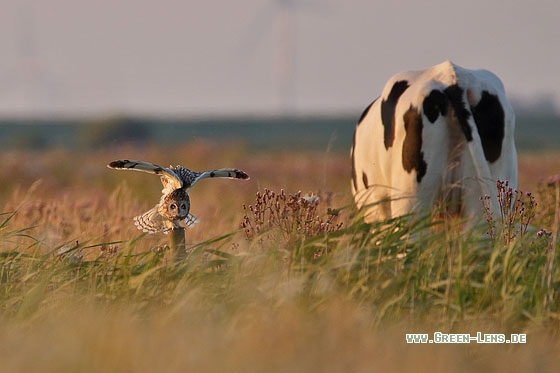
[351,61,517,223]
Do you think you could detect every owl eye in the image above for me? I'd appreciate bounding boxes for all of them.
[180,203,187,210]
[169,203,177,210]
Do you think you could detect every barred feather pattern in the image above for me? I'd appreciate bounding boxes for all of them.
[172,166,250,188]
[134,205,173,234]
[134,205,199,234]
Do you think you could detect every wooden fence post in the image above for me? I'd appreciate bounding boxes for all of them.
[169,227,186,262]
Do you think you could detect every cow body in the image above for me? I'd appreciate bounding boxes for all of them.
[351,61,517,223]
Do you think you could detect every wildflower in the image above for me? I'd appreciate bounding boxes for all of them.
[241,188,342,241]
[537,229,552,238]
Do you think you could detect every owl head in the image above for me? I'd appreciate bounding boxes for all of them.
[158,189,190,221]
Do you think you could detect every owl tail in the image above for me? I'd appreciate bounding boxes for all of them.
[183,213,200,227]
[134,205,199,234]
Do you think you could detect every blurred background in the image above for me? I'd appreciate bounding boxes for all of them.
[0,0,559,151]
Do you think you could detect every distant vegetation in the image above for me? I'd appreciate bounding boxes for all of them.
[0,113,557,152]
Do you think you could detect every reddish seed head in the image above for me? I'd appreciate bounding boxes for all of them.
[537,229,551,238]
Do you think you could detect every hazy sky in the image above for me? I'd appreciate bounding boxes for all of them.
[0,0,558,117]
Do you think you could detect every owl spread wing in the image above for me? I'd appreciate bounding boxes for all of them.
[134,205,172,234]
[108,160,183,192]
[134,205,199,234]
[189,168,250,188]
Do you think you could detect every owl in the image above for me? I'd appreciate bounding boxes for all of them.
[107,160,249,234]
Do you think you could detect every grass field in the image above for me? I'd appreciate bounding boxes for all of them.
[1,142,560,372]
